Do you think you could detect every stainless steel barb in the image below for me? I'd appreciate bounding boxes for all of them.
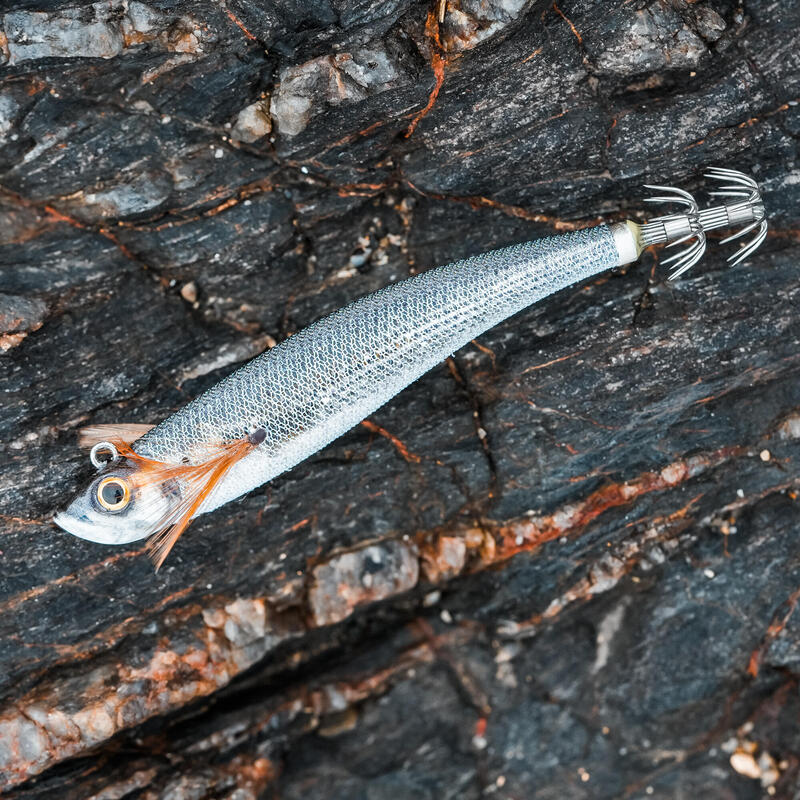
[639,168,768,278]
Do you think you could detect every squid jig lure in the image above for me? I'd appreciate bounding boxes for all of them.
[55,168,768,568]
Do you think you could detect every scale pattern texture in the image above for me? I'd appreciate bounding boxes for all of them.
[135,225,619,511]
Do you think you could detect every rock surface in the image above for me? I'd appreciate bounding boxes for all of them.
[0,0,799,797]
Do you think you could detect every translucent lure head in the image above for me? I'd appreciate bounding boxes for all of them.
[55,434,258,568]
[639,168,768,279]
[54,455,177,546]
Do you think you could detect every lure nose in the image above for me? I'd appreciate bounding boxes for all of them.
[53,510,150,545]
[639,167,768,279]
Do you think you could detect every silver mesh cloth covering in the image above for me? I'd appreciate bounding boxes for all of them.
[135,224,619,512]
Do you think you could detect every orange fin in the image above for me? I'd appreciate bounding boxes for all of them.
[79,423,155,449]
[114,436,257,571]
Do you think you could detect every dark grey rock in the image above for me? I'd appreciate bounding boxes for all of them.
[0,0,799,797]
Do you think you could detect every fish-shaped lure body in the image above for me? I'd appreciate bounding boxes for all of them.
[55,169,767,567]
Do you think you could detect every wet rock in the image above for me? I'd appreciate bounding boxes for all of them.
[587,2,708,76]
[692,6,727,42]
[231,99,272,142]
[420,534,467,582]
[271,43,410,137]
[0,94,20,142]
[441,0,528,52]
[3,4,126,63]
[63,170,173,220]
[309,541,419,626]
[0,293,47,352]
[0,0,799,797]
[1,1,210,65]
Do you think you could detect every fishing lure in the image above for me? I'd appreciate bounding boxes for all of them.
[55,168,768,568]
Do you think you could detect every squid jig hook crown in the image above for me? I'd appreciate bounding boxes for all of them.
[611,167,768,278]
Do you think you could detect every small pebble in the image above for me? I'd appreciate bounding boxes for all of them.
[730,750,760,780]
[423,590,441,607]
[180,281,198,303]
[472,734,487,750]
[760,449,771,462]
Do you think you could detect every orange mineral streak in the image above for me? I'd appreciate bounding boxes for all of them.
[223,7,257,41]
[747,584,800,677]
[405,9,445,137]
[113,437,256,570]
[551,1,583,45]
[361,419,422,463]
[491,451,733,561]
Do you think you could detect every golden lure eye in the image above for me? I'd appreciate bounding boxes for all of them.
[96,476,131,511]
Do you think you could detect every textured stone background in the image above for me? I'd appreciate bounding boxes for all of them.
[0,0,799,796]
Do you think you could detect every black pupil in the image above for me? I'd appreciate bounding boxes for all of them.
[101,481,125,506]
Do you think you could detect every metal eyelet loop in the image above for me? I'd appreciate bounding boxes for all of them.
[90,441,119,470]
